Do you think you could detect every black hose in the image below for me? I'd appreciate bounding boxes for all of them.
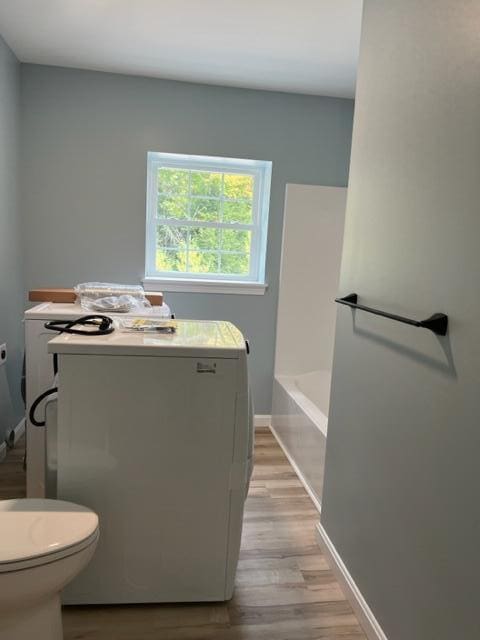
[44,314,114,336]
[29,387,58,427]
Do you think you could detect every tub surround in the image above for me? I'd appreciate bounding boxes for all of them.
[275,370,331,434]
[272,184,346,508]
[272,372,329,509]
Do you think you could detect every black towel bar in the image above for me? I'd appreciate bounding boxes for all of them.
[335,293,448,336]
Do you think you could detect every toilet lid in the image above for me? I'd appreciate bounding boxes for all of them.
[0,499,99,566]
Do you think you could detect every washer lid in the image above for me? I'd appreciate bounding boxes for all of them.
[48,319,246,359]
[0,499,99,565]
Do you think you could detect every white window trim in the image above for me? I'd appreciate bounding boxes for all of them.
[144,152,271,293]
[143,276,267,295]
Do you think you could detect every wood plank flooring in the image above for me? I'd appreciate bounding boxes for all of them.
[0,428,365,639]
[0,437,26,500]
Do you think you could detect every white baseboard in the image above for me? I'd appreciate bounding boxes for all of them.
[269,422,322,514]
[254,414,271,428]
[315,522,388,640]
[0,441,6,463]
[8,418,26,447]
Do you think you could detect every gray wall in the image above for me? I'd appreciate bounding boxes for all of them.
[322,2,480,639]
[0,36,23,443]
[20,64,354,412]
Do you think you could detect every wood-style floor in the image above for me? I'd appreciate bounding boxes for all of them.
[0,428,365,639]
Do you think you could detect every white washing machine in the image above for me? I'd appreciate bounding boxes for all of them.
[24,301,171,497]
[46,319,253,604]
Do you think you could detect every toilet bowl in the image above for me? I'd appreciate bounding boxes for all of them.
[0,499,99,640]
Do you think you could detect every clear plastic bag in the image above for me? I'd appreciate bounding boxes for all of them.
[74,282,152,314]
[117,317,177,333]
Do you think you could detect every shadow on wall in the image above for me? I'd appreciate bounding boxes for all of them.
[348,312,457,379]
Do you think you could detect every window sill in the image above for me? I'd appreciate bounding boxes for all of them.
[143,277,268,295]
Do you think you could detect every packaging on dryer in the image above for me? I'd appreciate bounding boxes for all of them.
[74,282,154,314]
[117,317,177,333]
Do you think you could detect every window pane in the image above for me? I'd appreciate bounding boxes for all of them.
[158,195,189,219]
[189,227,219,251]
[157,168,189,196]
[223,174,254,200]
[191,197,220,222]
[148,153,271,282]
[223,200,253,224]
[220,253,250,275]
[156,225,188,249]
[221,229,252,254]
[191,171,222,197]
[156,248,187,272]
[188,251,220,274]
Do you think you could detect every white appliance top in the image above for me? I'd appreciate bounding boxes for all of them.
[48,319,246,358]
[0,499,98,565]
[25,301,169,320]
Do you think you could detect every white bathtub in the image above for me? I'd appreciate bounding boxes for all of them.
[271,369,331,510]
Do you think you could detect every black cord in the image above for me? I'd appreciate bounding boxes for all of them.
[29,387,58,427]
[29,315,114,428]
[44,314,115,336]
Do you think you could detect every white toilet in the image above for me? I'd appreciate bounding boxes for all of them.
[0,499,99,640]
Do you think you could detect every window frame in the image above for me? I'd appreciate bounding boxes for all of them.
[144,152,271,292]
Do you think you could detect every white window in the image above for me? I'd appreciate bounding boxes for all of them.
[144,152,272,294]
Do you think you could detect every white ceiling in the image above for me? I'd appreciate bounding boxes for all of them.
[0,0,362,98]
